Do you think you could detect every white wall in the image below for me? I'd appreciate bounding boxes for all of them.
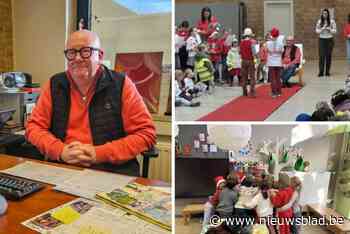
[295,137,332,171]
[250,124,337,172]
[251,124,296,146]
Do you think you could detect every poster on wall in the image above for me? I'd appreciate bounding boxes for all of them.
[115,52,163,114]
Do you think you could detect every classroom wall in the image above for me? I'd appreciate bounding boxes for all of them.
[251,124,335,172]
[176,0,350,59]
[12,0,66,85]
[241,0,349,59]
[91,0,171,66]
[0,0,13,72]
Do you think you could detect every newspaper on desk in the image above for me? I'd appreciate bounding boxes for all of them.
[1,161,83,185]
[54,169,135,201]
[22,198,170,234]
[1,161,135,200]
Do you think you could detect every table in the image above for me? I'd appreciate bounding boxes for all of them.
[0,154,169,233]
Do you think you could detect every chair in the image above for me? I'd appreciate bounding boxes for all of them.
[6,142,159,178]
[141,145,159,178]
[293,43,306,86]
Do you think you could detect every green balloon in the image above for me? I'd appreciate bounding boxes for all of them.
[294,155,304,171]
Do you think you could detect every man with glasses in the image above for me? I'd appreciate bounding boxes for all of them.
[26,30,156,176]
[281,36,302,88]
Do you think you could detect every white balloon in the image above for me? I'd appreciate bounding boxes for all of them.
[207,125,251,151]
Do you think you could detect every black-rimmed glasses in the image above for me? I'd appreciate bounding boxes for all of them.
[64,47,100,61]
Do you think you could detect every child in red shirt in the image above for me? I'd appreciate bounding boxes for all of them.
[208,23,224,84]
[240,28,257,97]
[257,37,268,83]
[344,14,350,75]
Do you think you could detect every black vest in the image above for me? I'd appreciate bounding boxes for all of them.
[50,66,126,145]
[282,45,298,63]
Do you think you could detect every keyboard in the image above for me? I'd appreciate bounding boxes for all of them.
[0,173,45,200]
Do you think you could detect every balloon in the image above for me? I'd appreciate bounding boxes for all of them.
[207,125,251,151]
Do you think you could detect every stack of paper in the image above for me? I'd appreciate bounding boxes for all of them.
[96,182,172,231]
[1,161,83,185]
[22,198,170,234]
[54,169,134,201]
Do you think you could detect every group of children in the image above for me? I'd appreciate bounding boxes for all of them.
[202,171,302,234]
[175,20,298,105]
[296,77,350,121]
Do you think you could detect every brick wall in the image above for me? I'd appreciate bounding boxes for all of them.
[0,0,13,72]
[242,0,350,59]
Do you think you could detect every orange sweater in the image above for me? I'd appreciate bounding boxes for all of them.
[26,71,156,164]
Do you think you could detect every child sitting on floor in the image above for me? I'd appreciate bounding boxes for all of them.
[175,69,200,107]
[184,68,201,97]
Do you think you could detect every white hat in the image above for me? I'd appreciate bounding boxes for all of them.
[243,28,253,36]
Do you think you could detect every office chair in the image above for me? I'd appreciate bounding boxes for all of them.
[6,142,159,178]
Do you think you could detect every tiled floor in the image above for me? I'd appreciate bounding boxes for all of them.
[175,60,347,121]
[175,198,332,234]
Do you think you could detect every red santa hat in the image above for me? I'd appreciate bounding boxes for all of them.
[270,27,280,38]
[214,176,225,189]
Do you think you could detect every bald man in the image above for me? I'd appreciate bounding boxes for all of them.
[281,36,301,88]
[26,30,156,176]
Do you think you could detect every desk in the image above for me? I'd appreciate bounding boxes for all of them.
[0,154,169,234]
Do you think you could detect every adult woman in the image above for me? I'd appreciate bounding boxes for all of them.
[196,7,218,41]
[343,14,350,76]
[315,8,337,77]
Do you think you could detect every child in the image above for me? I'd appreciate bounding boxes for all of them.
[184,68,200,97]
[186,28,201,70]
[201,176,226,233]
[175,27,185,69]
[269,180,295,234]
[266,27,284,98]
[244,182,276,234]
[221,29,232,84]
[175,70,200,107]
[177,21,190,70]
[207,23,224,84]
[240,28,257,97]
[234,175,259,232]
[226,37,241,86]
[278,177,302,234]
[216,173,239,232]
[194,44,215,94]
[257,37,268,83]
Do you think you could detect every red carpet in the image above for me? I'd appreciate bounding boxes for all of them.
[197,84,302,121]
